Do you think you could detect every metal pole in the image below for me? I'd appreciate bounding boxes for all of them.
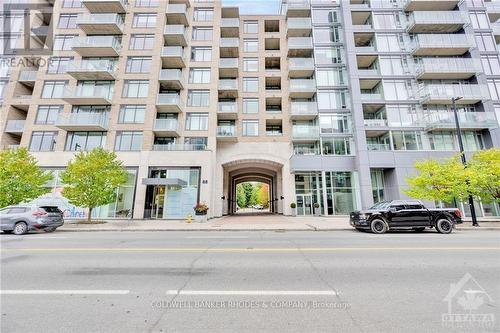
[452,97,479,227]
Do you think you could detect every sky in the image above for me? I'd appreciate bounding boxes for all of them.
[222,0,281,15]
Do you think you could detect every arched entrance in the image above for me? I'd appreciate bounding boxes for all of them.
[222,159,283,215]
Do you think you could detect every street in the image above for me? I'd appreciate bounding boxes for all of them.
[1,230,499,333]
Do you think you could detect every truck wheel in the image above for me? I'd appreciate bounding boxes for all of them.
[436,218,453,234]
[371,219,388,234]
[413,227,425,232]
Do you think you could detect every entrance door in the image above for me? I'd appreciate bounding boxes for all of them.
[152,185,165,219]
[296,194,313,215]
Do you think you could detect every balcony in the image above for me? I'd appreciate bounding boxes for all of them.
[217,102,238,119]
[219,58,239,78]
[290,102,318,120]
[66,60,117,80]
[216,125,237,141]
[286,0,311,18]
[82,0,127,13]
[422,112,498,131]
[288,58,314,78]
[218,79,238,98]
[18,70,37,86]
[411,34,472,56]
[292,125,319,142]
[4,120,25,135]
[367,143,391,151]
[493,23,500,43]
[153,119,180,136]
[63,86,113,105]
[288,37,313,57]
[364,119,388,127]
[163,25,187,46]
[360,93,384,103]
[486,1,500,23]
[289,79,316,98]
[78,14,124,35]
[415,58,482,79]
[418,84,490,105]
[156,93,182,112]
[287,17,312,37]
[404,0,459,11]
[161,47,186,68]
[159,69,184,90]
[220,38,239,58]
[407,11,467,33]
[72,36,121,57]
[221,18,240,38]
[153,143,206,151]
[166,4,188,26]
[55,113,109,131]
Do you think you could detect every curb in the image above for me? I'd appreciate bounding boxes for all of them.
[57,227,500,232]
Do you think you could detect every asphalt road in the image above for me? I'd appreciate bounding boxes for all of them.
[1,230,499,333]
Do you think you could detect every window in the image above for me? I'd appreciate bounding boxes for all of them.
[317,90,349,110]
[29,131,57,152]
[312,9,339,24]
[189,68,211,84]
[192,27,213,41]
[372,12,401,29]
[122,80,149,98]
[243,98,259,113]
[321,137,352,155]
[376,34,405,52]
[58,14,78,29]
[184,137,207,150]
[53,35,76,51]
[475,33,496,52]
[371,170,385,204]
[481,55,500,75]
[118,105,146,124]
[133,13,157,28]
[316,68,346,86]
[129,34,155,50]
[244,39,258,52]
[488,79,500,100]
[379,56,410,75]
[191,47,212,61]
[266,124,282,136]
[187,90,210,107]
[242,120,259,136]
[36,105,62,124]
[244,21,258,34]
[470,12,490,29]
[383,80,413,100]
[313,27,341,43]
[193,8,214,21]
[47,57,72,74]
[319,114,351,134]
[243,58,258,71]
[314,47,343,64]
[65,132,106,151]
[185,113,209,130]
[115,131,143,151]
[126,57,152,73]
[41,81,67,98]
[62,0,81,8]
[243,77,258,92]
[392,131,422,150]
[135,0,159,7]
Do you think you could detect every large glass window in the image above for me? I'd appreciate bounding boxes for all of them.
[122,80,149,98]
[53,35,76,51]
[129,34,155,50]
[392,131,422,150]
[185,113,209,130]
[47,57,72,74]
[189,68,211,84]
[243,58,258,72]
[244,39,258,52]
[192,27,213,41]
[118,105,146,124]
[321,137,352,155]
[313,27,341,43]
[312,9,339,24]
[126,57,152,73]
[242,120,259,136]
[41,81,67,98]
[243,77,259,92]
[319,114,351,134]
[316,68,346,86]
[65,131,106,151]
[317,90,349,110]
[371,169,385,204]
[187,90,210,107]
[115,131,143,151]
[29,131,57,152]
[314,47,343,65]
[36,105,62,124]
[132,13,157,28]
[191,47,212,61]
[325,172,356,215]
[193,8,214,21]
[244,21,258,33]
[58,14,78,29]
[481,55,500,76]
[243,98,259,113]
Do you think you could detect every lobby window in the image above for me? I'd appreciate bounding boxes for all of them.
[242,120,259,136]
[58,14,78,29]
[324,172,356,215]
[47,57,72,74]
[189,68,211,84]
[115,131,143,151]
[193,8,214,21]
[321,137,352,155]
[41,80,67,98]
[126,57,152,73]
[392,131,422,150]
[192,27,213,41]
[244,20,258,34]
[118,105,146,124]
[184,137,207,150]
[133,13,157,28]
[53,35,76,51]
[122,80,149,98]
[371,169,385,204]
[35,105,62,125]
[135,0,159,7]
[129,34,155,50]
[244,39,258,52]
[243,98,259,113]
[191,47,212,62]
[65,131,107,151]
[243,58,258,72]
[243,77,258,92]
[29,131,57,152]
[187,90,210,107]
[185,113,209,131]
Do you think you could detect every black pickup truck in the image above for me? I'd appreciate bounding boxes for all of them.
[350,200,463,234]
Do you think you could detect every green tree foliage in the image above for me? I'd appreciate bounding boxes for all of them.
[236,183,246,208]
[0,148,53,207]
[242,182,254,206]
[235,182,270,208]
[467,148,500,203]
[257,183,270,208]
[60,148,128,223]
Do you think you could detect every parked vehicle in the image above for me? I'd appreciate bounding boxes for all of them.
[0,205,64,235]
[350,200,463,234]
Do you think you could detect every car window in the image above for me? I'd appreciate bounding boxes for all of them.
[40,206,62,213]
[390,204,405,211]
[7,207,27,214]
[0,208,9,215]
[406,204,423,209]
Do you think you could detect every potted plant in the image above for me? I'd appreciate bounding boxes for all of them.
[290,202,297,216]
[193,203,209,223]
[314,203,320,216]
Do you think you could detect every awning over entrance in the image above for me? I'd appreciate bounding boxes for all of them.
[141,178,187,186]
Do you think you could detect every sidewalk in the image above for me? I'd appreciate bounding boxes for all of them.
[59,215,500,232]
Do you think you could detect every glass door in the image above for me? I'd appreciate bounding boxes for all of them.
[152,185,165,219]
[296,194,313,216]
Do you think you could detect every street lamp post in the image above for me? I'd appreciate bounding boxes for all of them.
[451,97,479,227]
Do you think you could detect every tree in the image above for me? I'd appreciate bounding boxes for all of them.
[257,183,270,208]
[236,183,246,208]
[242,182,254,207]
[0,148,53,207]
[467,148,500,203]
[60,148,128,223]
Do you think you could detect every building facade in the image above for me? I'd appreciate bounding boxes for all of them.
[1,0,499,219]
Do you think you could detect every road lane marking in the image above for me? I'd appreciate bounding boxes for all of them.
[0,290,130,295]
[166,290,337,296]
[184,236,249,239]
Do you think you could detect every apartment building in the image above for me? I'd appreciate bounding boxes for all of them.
[0,0,499,219]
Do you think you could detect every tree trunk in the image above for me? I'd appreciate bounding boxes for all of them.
[88,207,92,224]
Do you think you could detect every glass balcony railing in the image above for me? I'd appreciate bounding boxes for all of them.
[415,58,482,76]
[56,112,109,129]
[154,118,178,131]
[220,38,239,48]
[290,79,316,91]
[287,0,310,10]
[166,3,187,14]
[157,93,181,105]
[218,102,237,113]
[72,36,122,53]
[288,37,313,49]
[18,70,37,81]
[411,34,472,50]
[418,84,490,102]
[5,120,25,132]
[78,13,124,27]
[159,69,183,82]
[217,125,236,137]
[292,125,319,139]
[161,46,185,58]
[407,11,467,27]
[221,18,240,28]
[367,143,391,151]
[289,58,314,70]
[290,102,317,116]
[293,146,320,155]
[364,119,388,127]
[81,0,128,13]
[63,86,114,101]
[67,60,117,74]
[219,58,238,68]
[218,79,238,90]
[420,112,498,130]
[287,17,312,30]
[164,24,187,35]
[360,93,383,101]
[153,143,206,151]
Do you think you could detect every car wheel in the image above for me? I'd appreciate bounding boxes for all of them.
[413,227,425,232]
[13,222,28,235]
[370,219,388,234]
[436,218,453,234]
[44,227,56,233]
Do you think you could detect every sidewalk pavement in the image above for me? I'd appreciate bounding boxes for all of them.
[59,214,500,232]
